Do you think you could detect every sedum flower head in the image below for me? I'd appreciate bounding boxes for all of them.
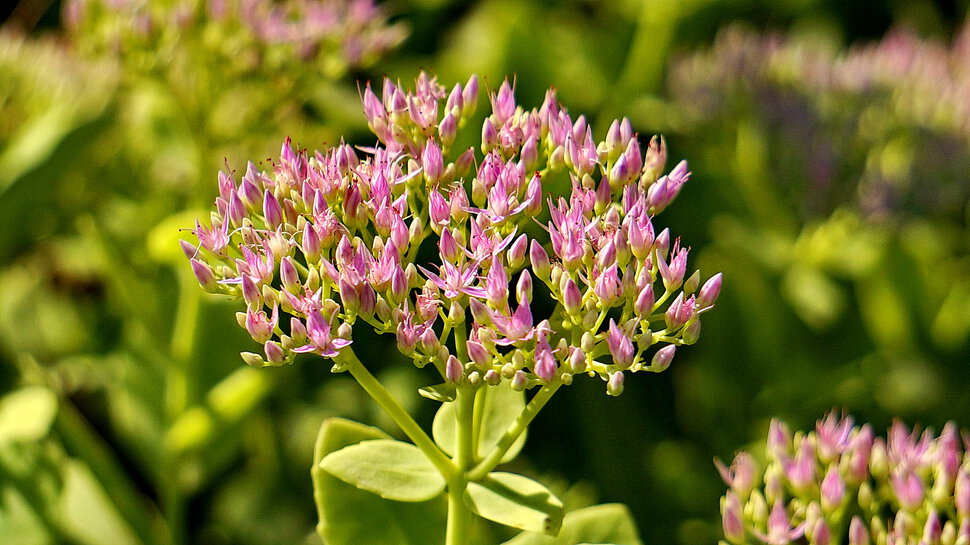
[65,0,406,77]
[717,412,970,545]
[187,73,722,395]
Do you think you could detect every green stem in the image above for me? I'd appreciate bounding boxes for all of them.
[446,387,476,545]
[337,349,453,477]
[468,383,562,481]
[445,482,470,545]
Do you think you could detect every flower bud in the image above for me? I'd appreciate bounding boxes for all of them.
[849,517,870,545]
[568,348,586,373]
[422,139,444,183]
[530,240,551,280]
[446,355,463,384]
[649,345,675,372]
[439,113,458,148]
[190,259,218,291]
[516,270,533,304]
[606,319,635,370]
[697,272,723,308]
[606,371,624,396]
[280,256,300,293]
[484,369,501,386]
[510,370,528,391]
[241,352,266,367]
[264,341,285,365]
[682,320,701,345]
[634,283,655,316]
[241,275,262,309]
[721,491,745,544]
[507,234,528,269]
[561,277,582,315]
[466,340,491,369]
[263,189,283,228]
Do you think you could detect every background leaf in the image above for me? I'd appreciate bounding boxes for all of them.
[433,385,527,462]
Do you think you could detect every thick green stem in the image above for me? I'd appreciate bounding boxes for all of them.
[445,483,470,545]
[446,387,477,545]
[468,383,562,481]
[337,349,453,477]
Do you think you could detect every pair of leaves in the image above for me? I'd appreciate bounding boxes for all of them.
[315,417,641,545]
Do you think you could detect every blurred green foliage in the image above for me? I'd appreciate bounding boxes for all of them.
[1,1,968,545]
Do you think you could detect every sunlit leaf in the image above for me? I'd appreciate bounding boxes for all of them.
[313,418,446,545]
[501,503,642,545]
[464,472,563,535]
[320,438,446,502]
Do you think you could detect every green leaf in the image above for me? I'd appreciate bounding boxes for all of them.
[433,385,526,462]
[500,503,643,545]
[0,387,58,444]
[419,383,457,403]
[464,472,563,535]
[312,418,446,545]
[320,438,446,502]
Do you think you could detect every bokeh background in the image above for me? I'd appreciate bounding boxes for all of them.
[1,0,969,544]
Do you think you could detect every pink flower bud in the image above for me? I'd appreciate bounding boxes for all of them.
[821,466,845,512]
[438,112,458,148]
[507,234,529,269]
[634,283,655,316]
[593,265,622,307]
[264,341,285,365]
[462,75,479,116]
[190,259,218,291]
[813,519,832,545]
[721,491,745,544]
[280,256,300,293]
[697,272,723,308]
[466,340,490,369]
[482,118,498,152]
[650,345,675,372]
[262,189,283,228]
[486,261,509,307]
[654,228,670,257]
[530,240,551,280]
[422,139,443,183]
[516,270,533,304]
[606,319,635,370]
[469,298,492,325]
[849,517,870,545]
[302,223,321,263]
[491,79,516,124]
[607,371,624,396]
[446,355,463,384]
[241,275,262,308]
[561,277,582,315]
[568,347,586,373]
[439,228,461,263]
[715,452,758,499]
[534,345,557,384]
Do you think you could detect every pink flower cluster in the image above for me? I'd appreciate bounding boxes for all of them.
[65,0,405,66]
[719,413,970,545]
[187,73,721,394]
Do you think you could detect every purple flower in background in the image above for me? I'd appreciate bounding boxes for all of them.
[719,413,970,545]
